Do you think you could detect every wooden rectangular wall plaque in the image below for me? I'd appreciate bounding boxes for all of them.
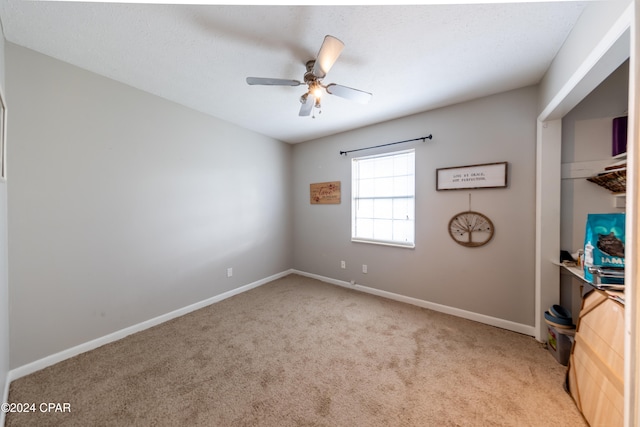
[436,162,508,191]
[310,181,340,204]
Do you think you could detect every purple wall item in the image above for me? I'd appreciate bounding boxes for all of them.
[612,116,627,156]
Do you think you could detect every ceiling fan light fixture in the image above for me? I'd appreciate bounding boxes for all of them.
[311,83,323,100]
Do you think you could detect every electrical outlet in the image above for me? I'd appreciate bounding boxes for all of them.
[227,267,233,278]
[614,195,626,208]
[362,264,367,274]
[341,260,346,269]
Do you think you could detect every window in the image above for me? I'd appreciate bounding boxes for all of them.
[351,149,415,248]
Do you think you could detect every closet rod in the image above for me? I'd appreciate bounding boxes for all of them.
[339,134,432,156]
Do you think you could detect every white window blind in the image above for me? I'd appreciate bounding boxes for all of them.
[351,149,415,248]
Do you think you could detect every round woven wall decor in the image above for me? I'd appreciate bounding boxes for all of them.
[448,211,494,247]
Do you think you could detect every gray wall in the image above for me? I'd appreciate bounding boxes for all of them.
[292,86,538,326]
[6,43,293,368]
[0,33,9,411]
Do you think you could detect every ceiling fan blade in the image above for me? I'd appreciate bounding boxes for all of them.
[312,35,344,79]
[325,84,372,104]
[246,77,302,86]
[299,95,315,117]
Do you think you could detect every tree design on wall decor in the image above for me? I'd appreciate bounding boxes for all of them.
[448,211,495,247]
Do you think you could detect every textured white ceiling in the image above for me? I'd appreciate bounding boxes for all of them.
[0,1,590,143]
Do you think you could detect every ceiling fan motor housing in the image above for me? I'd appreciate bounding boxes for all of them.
[304,60,319,84]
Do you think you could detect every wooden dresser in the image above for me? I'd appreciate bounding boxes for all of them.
[567,288,624,426]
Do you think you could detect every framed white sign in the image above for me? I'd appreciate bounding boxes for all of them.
[436,162,508,191]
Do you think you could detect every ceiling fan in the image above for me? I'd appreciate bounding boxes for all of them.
[246,35,373,117]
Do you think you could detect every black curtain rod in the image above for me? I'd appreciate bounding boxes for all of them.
[339,134,432,156]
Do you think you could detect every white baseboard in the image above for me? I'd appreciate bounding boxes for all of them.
[291,270,354,289]
[8,269,293,383]
[292,270,536,337]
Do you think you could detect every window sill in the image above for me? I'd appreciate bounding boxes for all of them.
[351,238,415,249]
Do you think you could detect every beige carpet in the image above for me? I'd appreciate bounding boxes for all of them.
[6,274,586,426]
